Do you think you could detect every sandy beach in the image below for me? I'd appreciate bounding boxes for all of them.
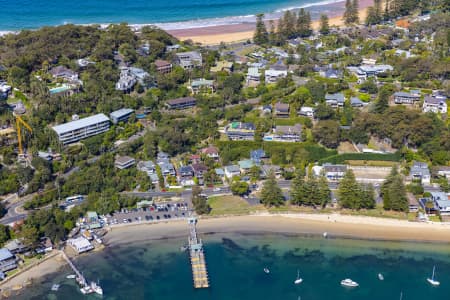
[105,213,450,246]
[2,212,450,294]
[0,251,67,292]
[168,0,372,44]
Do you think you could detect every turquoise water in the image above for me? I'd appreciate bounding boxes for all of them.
[15,233,450,299]
[0,0,342,30]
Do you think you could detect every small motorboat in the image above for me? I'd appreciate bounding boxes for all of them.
[264,267,270,274]
[66,274,76,279]
[51,284,60,291]
[323,232,328,238]
[294,269,303,284]
[378,273,384,280]
[341,278,359,287]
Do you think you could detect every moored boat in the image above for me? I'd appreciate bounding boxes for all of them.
[341,278,359,287]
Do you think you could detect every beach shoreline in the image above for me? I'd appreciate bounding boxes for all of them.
[168,0,373,44]
[1,0,373,44]
[105,213,450,247]
[2,212,450,294]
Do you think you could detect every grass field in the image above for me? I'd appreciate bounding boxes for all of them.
[208,195,253,216]
[346,160,398,167]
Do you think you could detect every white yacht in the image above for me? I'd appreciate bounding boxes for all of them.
[378,273,384,280]
[91,281,103,295]
[66,274,76,279]
[263,267,270,274]
[341,278,359,287]
[294,269,303,284]
[427,266,440,286]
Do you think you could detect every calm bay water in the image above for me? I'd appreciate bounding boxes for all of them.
[15,233,450,300]
[1,0,342,30]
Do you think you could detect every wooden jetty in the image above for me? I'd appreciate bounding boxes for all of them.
[60,250,87,287]
[188,217,209,288]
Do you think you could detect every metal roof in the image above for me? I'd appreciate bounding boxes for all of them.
[110,108,134,119]
[0,248,14,261]
[52,114,110,135]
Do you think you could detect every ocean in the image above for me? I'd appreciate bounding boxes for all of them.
[0,0,344,31]
[14,233,450,299]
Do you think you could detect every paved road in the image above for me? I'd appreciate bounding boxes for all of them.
[0,194,28,225]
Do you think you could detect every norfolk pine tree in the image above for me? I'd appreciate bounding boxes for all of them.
[260,171,284,207]
[254,14,269,45]
[319,14,330,35]
[338,169,360,209]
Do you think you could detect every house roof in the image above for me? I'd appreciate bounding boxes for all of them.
[166,97,196,106]
[110,108,134,119]
[394,91,419,98]
[215,168,225,175]
[179,165,194,173]
[325,93,345,102]
[323,164,347,172]
[225,165,240,173]
[52,113,110,135]
[250,149,266,158]
[191,163,208,172]
[350,97,365,106]
[275,102,289,112]
[115,156,135,165]
[424,96,445,105]
[191,79,214,87]
[0,248,14,261]
[275,124,302,135]
[201,146,219,155]
[154,59,172,68]
[238,159,254,169]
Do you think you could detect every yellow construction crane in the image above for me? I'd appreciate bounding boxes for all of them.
[14,114,33,157]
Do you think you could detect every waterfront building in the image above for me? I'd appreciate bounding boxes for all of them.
[52,114,110,145]
[0,248,17,272]
[68,237,94,254]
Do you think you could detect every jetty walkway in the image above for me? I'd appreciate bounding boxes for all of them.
[188,217,209,288]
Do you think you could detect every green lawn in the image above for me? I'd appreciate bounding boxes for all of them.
[208,195,253,216]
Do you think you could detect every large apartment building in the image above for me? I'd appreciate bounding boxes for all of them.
[52,114,110,145]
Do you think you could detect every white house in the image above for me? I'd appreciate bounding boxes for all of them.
[68,237,94,253]
[224,165,241,179]
[422,96,447,114]
[298,106,315,117]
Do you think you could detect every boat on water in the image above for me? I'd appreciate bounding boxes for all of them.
[294,269,303,284]
[341,278,359,287]
[323,232,328,238]
[378,273,384,280]
[51,284,60,291]
[80,286,93,294]
[264,267,270,274]
[66,274,76,279]
[91,281,103,295]
[427,266,440,286]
